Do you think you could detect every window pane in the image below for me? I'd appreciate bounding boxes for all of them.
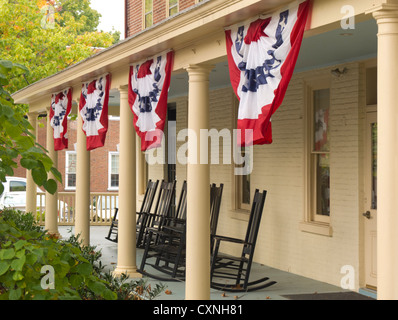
[67,153,77,174]
[169,6,178,16]
[145,13,153,28]
[10,181,26,192]
[314,89,330,152]
[145,0,153,13]
[68,173,76,188]
[111,174,119,187]
[111,154,119,174]
[316,154,330,216]
[371,122,377,209]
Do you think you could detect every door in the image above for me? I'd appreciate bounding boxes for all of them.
[364,111,377,289]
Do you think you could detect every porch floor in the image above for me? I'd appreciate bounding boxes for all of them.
[58,226,376,300]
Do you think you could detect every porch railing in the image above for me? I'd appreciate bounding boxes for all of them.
[35,192,118,226]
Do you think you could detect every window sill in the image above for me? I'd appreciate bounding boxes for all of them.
[299,221,333,237]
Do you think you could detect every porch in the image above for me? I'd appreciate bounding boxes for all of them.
[12,0,398,300]
[58,226,375,300]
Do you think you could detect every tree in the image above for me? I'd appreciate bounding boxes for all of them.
[0,60,61,195]
[0,0,116,94]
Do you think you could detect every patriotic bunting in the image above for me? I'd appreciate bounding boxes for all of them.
[128,50,174,151]
[79,74,111,151]
[50,88,72,151]
[225,0,311,146]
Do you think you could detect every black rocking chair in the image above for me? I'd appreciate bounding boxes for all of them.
[105,179,159,244]
[139,180,176,247]
[210,183,223,251]
[210,189,276,292]
[105,208,119,243]
[139,182,224,282]
[135,179,160,247]
[138,181,187,281]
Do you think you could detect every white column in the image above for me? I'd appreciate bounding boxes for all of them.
[26,112,38,215]
[371,3,398,300]
[185,64,213,300]
[75,102,91,246]
[113,85,141,278]
[45,107,59,236]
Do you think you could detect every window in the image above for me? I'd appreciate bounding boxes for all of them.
[301,81,332,236]
[168,0,178,16]
[312,89,330,221]
[9,181,26,192]
[65,151,77,189]
[144,0,153,28]
[108,152,119,190]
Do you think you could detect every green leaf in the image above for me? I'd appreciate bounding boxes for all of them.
[50,167,62,183]
[0,248,15,260]
[14,240,28,251]
[87,280,107,296]
[69,274,83,288]
[20,158,39,170]
[0,261,10,276]
[44,179,57,195]
[11,255,26,272]
[32,166,47,186]
[9,288,22,300]
[12,271,24,281]
[0,60,13,72]
[73,262,92,276]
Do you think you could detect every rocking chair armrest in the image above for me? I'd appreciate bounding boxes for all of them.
[213,235,245,245]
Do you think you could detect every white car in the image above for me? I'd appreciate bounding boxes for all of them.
[0,176,68,220]
[0,176,41,211]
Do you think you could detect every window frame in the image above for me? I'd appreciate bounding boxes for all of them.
[65,151,77,190]
[300,78,333,236]
[167,0,179,17]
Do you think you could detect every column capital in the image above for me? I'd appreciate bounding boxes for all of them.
[367,3,398,22]
[118,84,129,94]
[185,64,215,80]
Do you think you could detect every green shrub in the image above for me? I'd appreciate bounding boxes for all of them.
[0,210,165,300]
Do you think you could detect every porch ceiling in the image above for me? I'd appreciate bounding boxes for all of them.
[107,18,378,105]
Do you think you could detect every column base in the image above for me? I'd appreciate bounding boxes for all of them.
[112,266,143,279]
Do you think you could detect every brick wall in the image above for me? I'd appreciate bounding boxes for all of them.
[125,0,198,38]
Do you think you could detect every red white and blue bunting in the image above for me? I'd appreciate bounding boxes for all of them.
[79,73,111,151]
[50,87,72,151]
[226,0,311,146]
[128,50,174,151]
